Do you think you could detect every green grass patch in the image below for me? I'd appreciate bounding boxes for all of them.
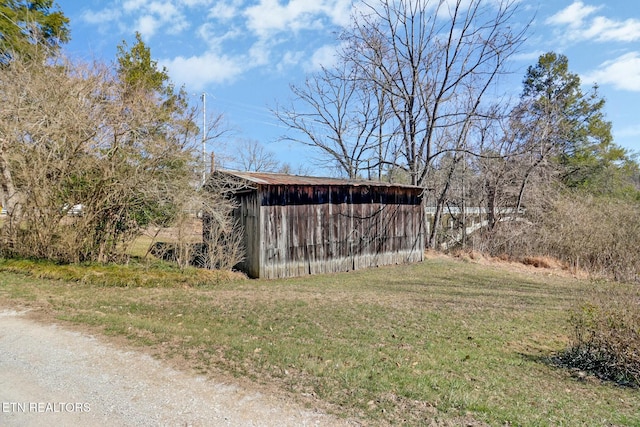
[0,257,241,287]
[0,257,638,425]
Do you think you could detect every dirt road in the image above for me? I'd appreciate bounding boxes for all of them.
[0,309,348,426]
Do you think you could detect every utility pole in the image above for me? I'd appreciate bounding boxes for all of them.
[201,92,207,186]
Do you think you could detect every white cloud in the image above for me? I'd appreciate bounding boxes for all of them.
[586,16,640,43]
[247,39,272,66]
[279,50,304,72]
[243,0,351,39]
[547,1,640,43]
[305,44,340,72]
[136,15,160,38]
[209,0,243,21]
[325,0,353,27]
[161,51,248,89]
[123,0,147,13]
[581,52,640,92]
[81,8,121,24]
[148,2,179,22]
[511,49,546,63]
[244,0,314,38]
[197,22,242,49]
[85,0,190,40]
[546,1,600,28]
[179,0,214,6]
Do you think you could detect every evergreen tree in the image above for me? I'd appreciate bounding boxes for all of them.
[116,32,188,118]
[112,33,198,228]
[0,0,69,63]
[519,52,637,197]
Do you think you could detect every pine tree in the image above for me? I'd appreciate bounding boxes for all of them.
[0,0,69,63]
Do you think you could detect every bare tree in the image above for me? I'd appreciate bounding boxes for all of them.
[230,139,281,172]
[0,50,240,268]
[345,0,527,183]
[352,0,528,246]
[274,0,528,246]
[274,60,394,179]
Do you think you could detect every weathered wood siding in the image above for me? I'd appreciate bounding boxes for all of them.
[232,191,260,278]
[242,184,424,279]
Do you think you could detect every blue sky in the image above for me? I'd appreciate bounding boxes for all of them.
[57,0,640,173]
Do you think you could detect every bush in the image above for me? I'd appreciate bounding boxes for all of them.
[485,192,640,284]
[540,194,640,283]
[558,285,640,387]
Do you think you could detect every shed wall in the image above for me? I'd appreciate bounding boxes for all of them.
[233,191,260,278]
[252,185,424,279]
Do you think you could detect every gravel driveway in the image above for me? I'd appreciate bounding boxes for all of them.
[0,309,349,427]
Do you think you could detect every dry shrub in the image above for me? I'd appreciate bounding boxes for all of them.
[0,52,244,271]
[466,250,483,261]
[485,192,640,283]
[496,253,511,262]
[200,173,248,271]
[558,286,640,387]
[538,194,640,283]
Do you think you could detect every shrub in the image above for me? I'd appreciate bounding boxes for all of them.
[558,286,640,387]
[485,192,640,283]
[540,194,640,283]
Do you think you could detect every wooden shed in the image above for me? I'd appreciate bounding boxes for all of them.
[206,170,425,279]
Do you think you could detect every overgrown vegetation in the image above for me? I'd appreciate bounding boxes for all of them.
[557,284,640,388]
[461,53,640,285]
[0,6,242,268]
[1,257,639,426]
[536,194,640,283]
[478,192,640,284]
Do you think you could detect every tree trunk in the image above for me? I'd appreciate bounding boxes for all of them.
[487,182,496,231]
[0,145,21,220]
[428,155,460,248]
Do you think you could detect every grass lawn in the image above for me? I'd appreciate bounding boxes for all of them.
[0,255,638,426]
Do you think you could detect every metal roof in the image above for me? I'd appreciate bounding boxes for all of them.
[216,170,422,189]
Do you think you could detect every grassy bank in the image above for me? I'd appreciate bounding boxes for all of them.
[0,256,638,425]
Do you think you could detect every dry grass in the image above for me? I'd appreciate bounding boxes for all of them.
[128,218,203,259]
[447,250,578,279]
[146,218,203,242]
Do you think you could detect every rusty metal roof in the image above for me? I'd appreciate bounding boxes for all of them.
[217,170,422,189]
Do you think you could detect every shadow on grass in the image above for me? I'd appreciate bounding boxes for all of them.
[518,350,640,389]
